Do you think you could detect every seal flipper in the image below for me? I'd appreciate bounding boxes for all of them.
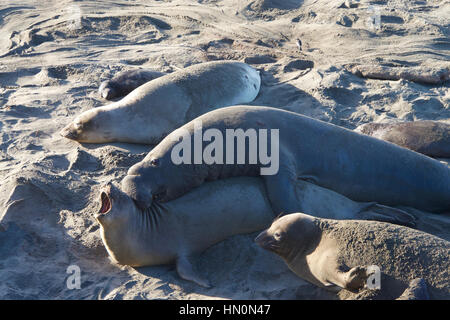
[358,203,416,228]
[176,255,211,288]
[326,266,369,293]
[263,164,303,215]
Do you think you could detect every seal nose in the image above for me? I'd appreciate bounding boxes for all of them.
[60,123,78,140]
[255,230,268,246]
[101,88,113,99]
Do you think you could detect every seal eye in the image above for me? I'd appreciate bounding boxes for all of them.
[273,232,282,241]
[152,189,166,202]
[150,159,160,167]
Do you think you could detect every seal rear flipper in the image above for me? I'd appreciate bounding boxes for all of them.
[176,255,212,288]
[358,203,416,228]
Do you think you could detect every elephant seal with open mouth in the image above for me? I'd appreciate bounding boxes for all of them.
[355,120,450,158]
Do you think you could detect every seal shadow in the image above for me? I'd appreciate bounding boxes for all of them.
[251,69,324,118]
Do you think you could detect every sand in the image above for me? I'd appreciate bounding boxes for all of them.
[0,0,449,299]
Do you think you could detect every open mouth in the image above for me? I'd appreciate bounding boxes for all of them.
[99,191,111,214]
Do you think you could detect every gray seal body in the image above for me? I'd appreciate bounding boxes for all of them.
[256,212,450,299]
[355,120,450,158]
[61,61,261,144]
[122,106,450,214]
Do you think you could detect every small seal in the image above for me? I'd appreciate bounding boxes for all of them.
[255,212,450,299]
[60,61,261,144]
[122,106,450,214]
[355,120,450,158]
[98,69,166,100]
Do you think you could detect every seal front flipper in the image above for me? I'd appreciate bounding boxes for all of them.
[326,266,370,293]
[263,163,304,215]
[358,203,416,228]
[176,255,211,288]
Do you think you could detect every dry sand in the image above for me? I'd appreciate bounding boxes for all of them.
[0,0,449,299]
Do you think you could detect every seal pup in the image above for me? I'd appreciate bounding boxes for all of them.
[355,120,450,158]
[98,69,166,100]
[121,106,450,214]
[60,61,261,144]
[96,177,414,288]
[255,212,450,299]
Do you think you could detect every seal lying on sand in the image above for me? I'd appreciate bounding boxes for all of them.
[96,177,414,287]
[255,213,450,299]
[99,69,166,100]
[355,120,450,158]
[122,106,450,214]
[60,61,261,144]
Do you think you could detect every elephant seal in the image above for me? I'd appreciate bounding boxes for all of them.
[355,120,450,158]
[96,177,414,287]
[121,106,450,214]
[99,69,166,100]
[60,61,261,144]
[255,212,450,299]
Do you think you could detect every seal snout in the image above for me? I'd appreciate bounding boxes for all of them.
[255,230,277,251]
[99,81,115,100]
[60,123,78,140]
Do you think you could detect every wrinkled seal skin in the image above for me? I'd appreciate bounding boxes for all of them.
[96,177,414,287]
[355,120,450,158]
[96,178,275,287]
[60,61,261,144]
[255,213,450,299]
[98,69,166,100]
[122,106,450,214]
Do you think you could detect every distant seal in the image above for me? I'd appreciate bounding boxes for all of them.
[255,212,450,299]
[60,61,261,144]
[122,106,450,214]
[355,120,450,158]
[98,69,166,100]
[96,177,414,287]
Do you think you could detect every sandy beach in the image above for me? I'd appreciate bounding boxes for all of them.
[0,0,449,299]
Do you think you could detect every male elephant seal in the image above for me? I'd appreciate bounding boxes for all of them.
[60,61,261,144]
[255,213,450,299]
[122,106,450,214]
[98,69,166,100]
[96,177,414,287]
[355,120,450,158]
